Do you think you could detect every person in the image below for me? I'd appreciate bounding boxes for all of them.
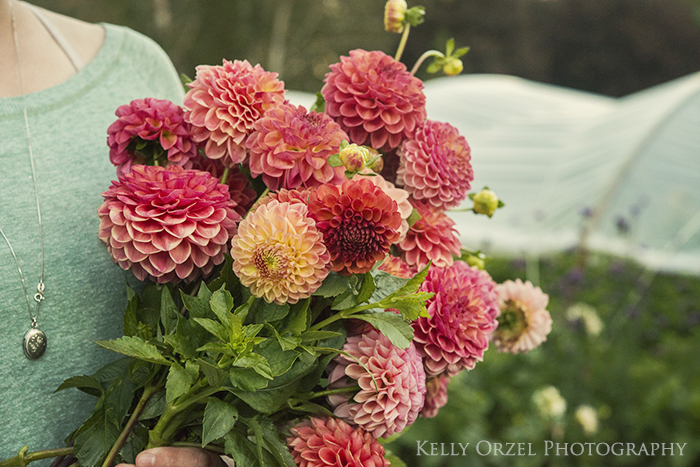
[0,1,225,466]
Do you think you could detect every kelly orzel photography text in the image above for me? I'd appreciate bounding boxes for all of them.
[416,441,689,457]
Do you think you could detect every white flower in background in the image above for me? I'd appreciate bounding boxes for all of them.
[566,302,604,336]
[575,405,599,435]
[532,386,567,420]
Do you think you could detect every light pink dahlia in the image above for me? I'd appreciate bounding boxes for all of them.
[287,417,389,467]
[183,60,285,166]
[231,200,330,305]
[247,103,347,190]
[98,165,240,283]
[421,374,450,418]
[353,169,412,242]
[327,327,426,438]
[322,49,426,152]
[399,200,462,270]
[308,178,402,275]
[412,262,499,377]
[493,279,552,353]
[107,98,197,176]
[191,156,257,217]
[397,120,473,210]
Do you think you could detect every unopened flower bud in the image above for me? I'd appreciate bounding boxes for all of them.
[366,147,384,173]
[472,188,499,217]
[443,57,463,76]
[384,0,408,33]
[465,255,485,270]
[339,143,371,172]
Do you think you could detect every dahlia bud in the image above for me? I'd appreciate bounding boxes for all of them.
[366,147,384,173]
[443,57,464,76]
[470,187,502,217]
[465,254,485,270]
[384,0,408,33]
[339,143,371,173]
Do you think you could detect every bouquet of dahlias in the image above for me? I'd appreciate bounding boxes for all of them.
[1,3,553,467]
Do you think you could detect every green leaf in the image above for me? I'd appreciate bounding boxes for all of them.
[287,399,334,417]
[332,289,358,310]
[370,271,410,303]
[310,92,326,113]
[259,418,296,467]
[93,357,131,384]
[234,354,274,380]
[193,318,228,342]
[384,292,434,320]
[283,299,309,335]
[229,367,270,391]
[300,330,343,342]
[406,208,422,228]
[164,319,199,359]
[117,423,149,464]
[197,281,213,303]
[393,263,430,297]
[426,61,442,74]
[453,46,470,58]
[353,312,414,349]
[165,362,198,403]
[210,287,234,327]
[123,290,139,337]
[72,405,121,467]
[180,290,212,320]
[313,271,353,297]
[206,254,240,294]
[328,152,343,167]
[139,389,166,420]
[446,38,455,56]
[240,417,265,467]
[198,358,229,388]
[357,272,376,303]
[93,336,171,366]
[224,429,258,467]
[160,286,180,335]
[385,454,408,467]
[202,399,239,447]
[256,339,300,376]
[55,375,104,398]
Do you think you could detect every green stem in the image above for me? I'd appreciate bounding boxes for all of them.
[306,386,359,399]
[219,167,230,184]
[102,381,161,467]
[394,23,411,62]
[410,50,443,75]
[0,447,73,467]
[309,301,381,331]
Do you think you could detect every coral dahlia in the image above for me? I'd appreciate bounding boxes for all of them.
[378,255,415,279]
[412,262,499,377]
[287,417,389,467]
[353,169,412,242]
[399,200,462,270]
[421,374,450,418]
[327,327,426,438]
[230,200,330,305]
[308,178,402,275]
[322,49,426,152]
[183,60,285,166]
[107,98,197,176]
[247,102,347,190]
[98,165,240,283]
[397,120,473,210]
[492,279,552,353]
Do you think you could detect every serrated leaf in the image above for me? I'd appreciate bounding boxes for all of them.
[287,399,334,417]
[229,367,270,391]
[166,362,197,403]
[252,299,290,323]
[139,389,166,420]
[283,299,309,335]
[94,336,171,366]
[224,429,258,467]
[370,271,410,303]
[117,423,149,464]
[313,272,354,297]
[198,358,229,388]
[164,319,199,359]
[300,330,343,342]
[241,417,265,467]
[385,292,434,320]
[234,353,273,379]
[123,291,139,337]
[259,418,296,467]
[353,313,414,349]
[210,287,234,327]
[72,405,121,467]
[55,375,104,398]
[202,399,239,447]
[332,289,358,310]
[197,342,232,355]
[160,286,180,335]
[256,339,300,376]
[192,318,228,342]
[180,290,212,320]
[357,272,375,303]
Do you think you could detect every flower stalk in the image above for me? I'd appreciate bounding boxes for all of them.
[0,447,74,467]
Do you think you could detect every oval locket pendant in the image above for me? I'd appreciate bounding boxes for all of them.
[23,327,47,359]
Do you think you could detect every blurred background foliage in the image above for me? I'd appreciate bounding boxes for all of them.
[32,0,700,465]
[34,0,700,96]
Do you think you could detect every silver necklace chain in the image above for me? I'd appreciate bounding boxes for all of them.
[1,1,48,357]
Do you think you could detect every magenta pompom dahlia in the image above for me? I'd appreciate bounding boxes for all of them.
[421,374,450,418]
[327,327,426,438]
[412,262,499,377]
[183,60,285,166]
[287,417,390,467]
[107,98,197,176]
[322,49,426,152]
[397,120,473,210]
[231,200,330,305]
[399,200,462,270]
[98,165,240,283]
[493,279,552,353]
[308,178,402,275]
[247,103,347,190]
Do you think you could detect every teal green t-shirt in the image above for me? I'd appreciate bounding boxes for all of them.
[0,24,184,459]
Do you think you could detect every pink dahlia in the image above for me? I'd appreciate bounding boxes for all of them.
[107,98,197,176]
[421,375,450,418]
[287,417,389,467]
[353,169,412,242]
[322,49,426,152]
[412,262,499,377]
[183,60,285,166]
[253,187,315,210]
[327,327,426,438]
[191,156,257,217]
[378,255,415,279]
[493,279,552,353]
[396,120,473,210]
[308,178,402,275]
[399,200,462,270]
[247,103,347,190]
[98,165,240,283]
[231,200,330,305]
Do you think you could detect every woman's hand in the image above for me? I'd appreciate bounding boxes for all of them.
[116,447,233,467]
